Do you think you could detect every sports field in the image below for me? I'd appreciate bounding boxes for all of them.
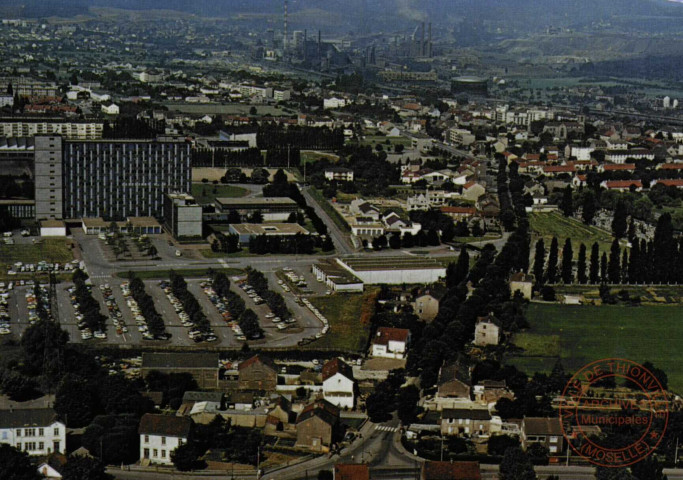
[508,303,683,393]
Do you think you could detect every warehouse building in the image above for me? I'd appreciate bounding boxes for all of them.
[228,222,309,246]
[336,256,445,284]
[312,259,364,292]
[215,197,299,221]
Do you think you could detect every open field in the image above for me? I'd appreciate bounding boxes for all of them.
[191,183,249,204]
[358,135,412,148]
[508,303,683,393]
[307,288,378,352]
[301,151,339,164]
[555,285,683,304]
[115,268,243,280]
[309,187,351,232]
[0,238,74,265]
[529,211,616,254]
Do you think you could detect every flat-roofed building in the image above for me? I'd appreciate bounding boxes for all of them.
[312,259,364,292]
[228,222,309,246]
[0,118,103,139]
[164,193,203,238]
[215,197,298,222]
[337,256,446,284]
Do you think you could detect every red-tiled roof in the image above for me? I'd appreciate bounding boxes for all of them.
[543,165,575,173]
[322,358,353,381]
[440,206,477,215]
[297,399,340,425]
[604,180,642,189]
[238,354,277,372]
[334,464,370,480]
[372,327,410,346]
[656,179,683,187]
[603,163,636,171]
[659,163,683,170]
[138,414,192,437]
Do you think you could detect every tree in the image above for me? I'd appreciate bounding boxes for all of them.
[561,186,573,217]
[582,190,597,225]
[321,236,334,252]
[0,444,41,480]
[612,199,628,238]
[577,243,587,284]
[147,245,158,258]
[171,443,204,471]
[601,252,608,283]
[499,447,536,480]
[608,239,622,284]
[397,385,422,424]
[589,242,600,284]
[533,239,545,285]
[61,456,112,480]
[487,435,520,456]
[20,319,69,381]
[249,106,257,115]
[55,374,98,428]
[227,209,241,224]
[561,238,573,284]
[653,213,676,283]
[249,210,264,223]
[447,249,470,288]
[389,233,401,249]
[546,237,558,284]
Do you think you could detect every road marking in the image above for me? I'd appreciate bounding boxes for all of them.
[374,425,398,432]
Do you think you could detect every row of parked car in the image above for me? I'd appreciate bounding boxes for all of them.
[7,260,80,276]
[26,284,50,326]
[100,284,128,336]
[0,288,10,335]
[121,282,156,341]
[301,297,329,338]
[67,285,107,341]
[205,281,247,341]
[239,283,264,305]
[159,281,217,343]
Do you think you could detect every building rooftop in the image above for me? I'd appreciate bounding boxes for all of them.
[230,223,309,236]
[340,256,444,272]
[372,326,410,345]
[334,464,370,480]
[138,413,192,437]
[315,260,363,286]
[0,408,60,428]
[216,197,297,207]
[127,216,162,228]
[523,417,563,436]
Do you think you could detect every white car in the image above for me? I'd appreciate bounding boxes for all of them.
[277,323,287,330]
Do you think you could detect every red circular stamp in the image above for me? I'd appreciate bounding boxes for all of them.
[559,358,669,468]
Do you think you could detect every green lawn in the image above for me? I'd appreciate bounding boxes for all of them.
[508,303,683,393]
[0,238,74,265]
[359,135,412,148]
[191,183,249,204]
[307,288,378,352]
[301,151,339,165]
[529,211,615,254]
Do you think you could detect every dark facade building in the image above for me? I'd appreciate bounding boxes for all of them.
[60,136,191,220]
[237,354,278,391]
[141,353,219,390]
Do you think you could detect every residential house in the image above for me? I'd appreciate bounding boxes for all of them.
[476,194,500,218]
[296,399,341,452]
[238,355,278,391]
[371,327,411,359]
[412,292,440,322]
[600,180,643,192]
[473,314,501,347]
[334,463,370,480]
[462,182,486,201]
[605,149,654,164]
[473,380,515,407]
[440,206,477,221]
[0,408,66,456]
[101,103,119,115]
[653,179,683,189]
[437,361,472,399]
[325,167,354,182]
[441,406,492,437]
[422,461,482,480]
[139,414,193,465]
[509,272,534,300]
[322,358,355,409]
[350,199,381,220]
[265,395,293,433]
[521,417,564,454]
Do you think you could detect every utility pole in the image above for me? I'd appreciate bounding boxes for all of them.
[256,444,260,479]
[676,437,680,466]
[440,431,444,461]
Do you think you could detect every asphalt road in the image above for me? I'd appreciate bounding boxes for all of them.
[301,186,355,255]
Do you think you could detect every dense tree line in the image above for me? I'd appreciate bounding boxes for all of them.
[534,214,683,286]
[246,267,292,321]
[128,276,167,337]
[72,269,107,333]
[409,209,457,243]
[211,232,241,254]
[210,271,263,339]
[372,229,441,250]
[192,147,262,168]
[249,233,318,254]
[256,124,344,150]
[169,271,211,333]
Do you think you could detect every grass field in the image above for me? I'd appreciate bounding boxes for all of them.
[308,187,351,232]
[529,211,615,254]
[301,151,339,165]
[0,238,74,265]
[116,268,243,280]
[191,183,249,204]
[508,303,683,393]
[359,135,412,148]
[307,288,378,352]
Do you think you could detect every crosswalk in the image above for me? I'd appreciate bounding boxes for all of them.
[374,425,398,432]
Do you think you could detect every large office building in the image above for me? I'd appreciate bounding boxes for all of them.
[336,256,446,284]
[28,135,191,222]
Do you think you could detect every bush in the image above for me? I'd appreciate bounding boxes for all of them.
[540,286,556,301]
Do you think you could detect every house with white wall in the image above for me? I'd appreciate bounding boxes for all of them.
[370,327,411,359]
[322,358,355,409]
[0,408,66,456]
[138,414,193,465]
